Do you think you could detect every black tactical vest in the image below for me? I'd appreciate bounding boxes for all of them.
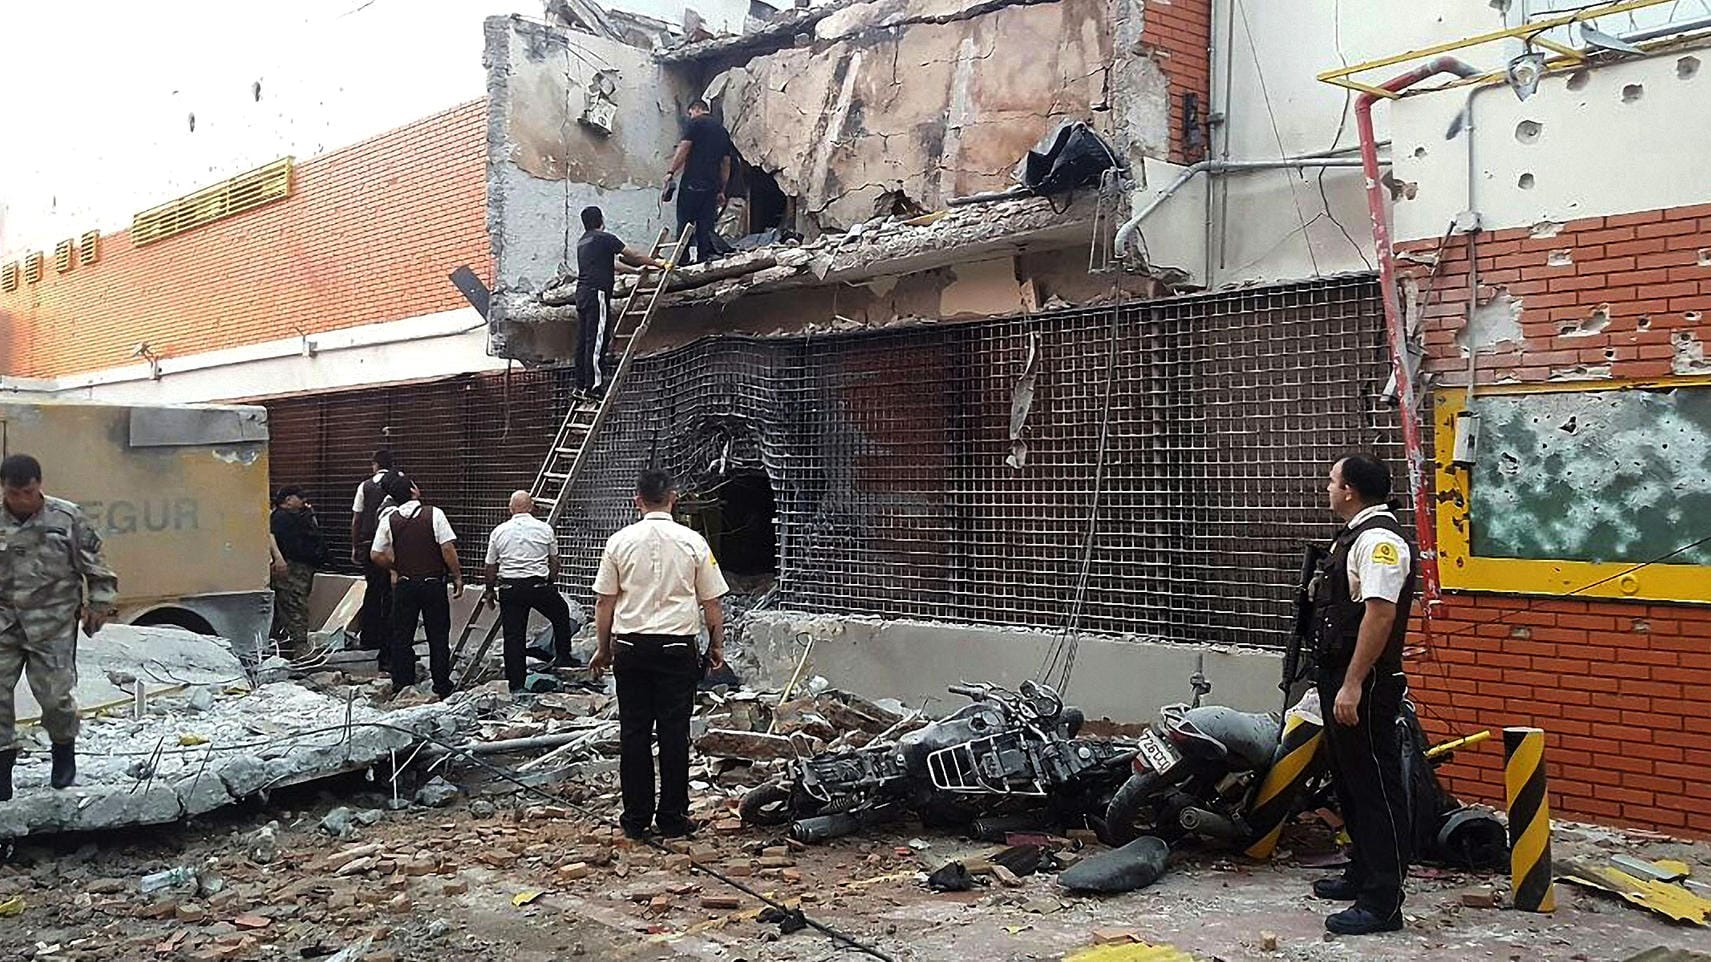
[1310,511,1416,676]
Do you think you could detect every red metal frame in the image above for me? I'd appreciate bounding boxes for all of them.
[1354,56,1480,626]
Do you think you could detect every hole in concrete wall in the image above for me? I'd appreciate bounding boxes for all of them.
[1638,315,1653,331]
[679,469,778,579]
[739,163,790,236]
[1622,83,1645,103]
[1515,120,1543,144]
[1566,69,1591,91]
[1680,56,1701,80]
[1413,145,1428,158]
[1518,172,1536,189]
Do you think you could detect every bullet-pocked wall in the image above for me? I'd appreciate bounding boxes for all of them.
[1388,44,1711,835]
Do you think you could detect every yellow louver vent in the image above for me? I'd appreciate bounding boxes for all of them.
[78,231,100,266]
[54,239,74,273]
[131,157,293,247]
[23,252,43,284]
[1,262,17,292]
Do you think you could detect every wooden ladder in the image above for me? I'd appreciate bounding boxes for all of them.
[450,225,692,687]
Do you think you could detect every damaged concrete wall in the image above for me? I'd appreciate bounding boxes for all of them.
[710,0,1123,231]
[1390,47,1711,243]
[486,15,692,361]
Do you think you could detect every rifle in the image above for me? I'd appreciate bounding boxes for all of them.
[1280,541,1328,717]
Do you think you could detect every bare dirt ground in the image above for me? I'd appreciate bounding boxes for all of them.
[4,776,1710,962]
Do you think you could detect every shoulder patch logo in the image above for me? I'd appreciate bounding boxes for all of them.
[1371,541,1400,567]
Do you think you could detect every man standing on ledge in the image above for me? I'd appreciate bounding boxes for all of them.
[662,99,732,266]
[482,490,580,692]
[573,206,670,402]
[0,454,119,798]
[589,470,728,839]
[1309,453,1415,935]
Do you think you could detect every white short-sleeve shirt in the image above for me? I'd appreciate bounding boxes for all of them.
[371,501,457,554]
[593,511,729,636]
[1345,505,1412,604]
[486,513,558,579]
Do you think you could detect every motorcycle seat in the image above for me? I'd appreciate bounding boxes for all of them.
[1181,706,1283,772]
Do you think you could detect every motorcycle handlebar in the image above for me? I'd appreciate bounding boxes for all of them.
[947,684,986,699]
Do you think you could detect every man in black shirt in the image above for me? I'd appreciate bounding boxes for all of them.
[663,99,732,266]
[574,206,669,399]
[269,485,325,654]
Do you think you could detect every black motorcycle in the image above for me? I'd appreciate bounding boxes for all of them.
[1104,666,1506,869]
[739,680,1136,843]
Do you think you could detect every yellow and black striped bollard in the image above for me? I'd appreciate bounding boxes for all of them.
[1504,726,1555,913]
[1242,707,1326,860]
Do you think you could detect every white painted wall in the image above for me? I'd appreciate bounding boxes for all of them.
[2,310,503,406]
[1131,0,1711,288]
[1390,44,1711,241]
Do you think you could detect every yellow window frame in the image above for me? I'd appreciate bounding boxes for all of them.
[1433,377,1711,605]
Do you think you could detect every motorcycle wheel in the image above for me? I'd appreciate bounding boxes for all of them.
[1103,770,1174,846]
[739,782,794,826]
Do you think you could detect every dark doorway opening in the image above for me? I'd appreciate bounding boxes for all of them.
[680,469,777,578]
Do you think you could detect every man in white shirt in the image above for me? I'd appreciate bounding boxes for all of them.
[349,449,398,666]
[482,491,580,692]
[589,470,729,839]
[1307,453,1416,936]
[371,474,463,698]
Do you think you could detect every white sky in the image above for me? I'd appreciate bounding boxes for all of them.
[0,0,518,260]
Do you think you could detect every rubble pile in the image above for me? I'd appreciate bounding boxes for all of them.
[0,683,491,839]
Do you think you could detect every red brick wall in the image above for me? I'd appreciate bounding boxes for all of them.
[0,100,490,379]
[1407,205,1711,386]
[1398,202,1711,834]
[1143,0,1212,164]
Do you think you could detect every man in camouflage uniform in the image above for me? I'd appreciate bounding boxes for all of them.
[0,454,119,799]
[269,485,325,653]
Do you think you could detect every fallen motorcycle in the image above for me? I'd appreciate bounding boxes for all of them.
[739,680,1136,843]
[1104,665,1506,869]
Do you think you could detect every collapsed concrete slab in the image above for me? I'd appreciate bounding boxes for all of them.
[704,0,1117,231]
[12,623,248,724]
[0,683,489,839]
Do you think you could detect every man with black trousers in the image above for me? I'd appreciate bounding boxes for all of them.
[370,474,464,698]
[589,470,728,839]
[482,490,580,691]
[662,99,732,266]
[350,450,399,665]
[1309,453,1416,935]
[573,206,670,401]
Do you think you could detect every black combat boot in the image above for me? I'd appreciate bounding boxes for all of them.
[0,749,16,801]
[50,742,76,790]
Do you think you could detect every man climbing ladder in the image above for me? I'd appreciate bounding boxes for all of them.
[574,206,671,401]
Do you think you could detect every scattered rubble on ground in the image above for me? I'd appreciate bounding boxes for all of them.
[5,661,1711,961]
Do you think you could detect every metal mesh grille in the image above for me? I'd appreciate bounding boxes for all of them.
[261,370,573,574]
[263,275,1397,649]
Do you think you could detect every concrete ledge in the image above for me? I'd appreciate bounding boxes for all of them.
[737,610,1286,723]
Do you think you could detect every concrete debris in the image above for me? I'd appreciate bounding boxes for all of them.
[509,194,1101,329]
[415,777,461,808]
[0,679,489,839]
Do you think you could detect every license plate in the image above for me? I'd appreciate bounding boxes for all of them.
[1137,728,1181,775]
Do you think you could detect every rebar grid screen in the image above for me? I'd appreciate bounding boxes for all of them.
[265,275,1399,649]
